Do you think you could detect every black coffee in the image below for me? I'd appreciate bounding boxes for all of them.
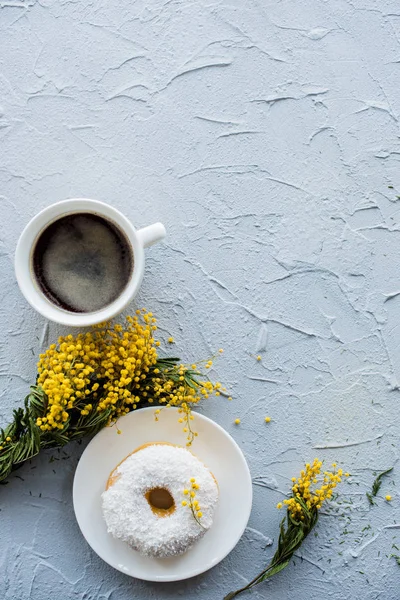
[32,213,133,313]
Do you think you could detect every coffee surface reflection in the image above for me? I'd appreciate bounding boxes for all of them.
[32,213,133,313]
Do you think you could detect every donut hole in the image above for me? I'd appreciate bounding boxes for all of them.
[145,487,175,516]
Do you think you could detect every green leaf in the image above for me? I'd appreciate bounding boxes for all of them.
[156,357,180,366]
[366,492,375,506]
[391,554,400,566]
[224,592,240,600]
[260,560,290,580]
[183,376,199,390]
[367,467,393,504]
[28,386,48,418]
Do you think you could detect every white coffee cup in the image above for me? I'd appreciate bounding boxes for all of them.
[15,198,166,327]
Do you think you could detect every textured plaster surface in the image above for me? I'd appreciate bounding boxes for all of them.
[1,0,400,598]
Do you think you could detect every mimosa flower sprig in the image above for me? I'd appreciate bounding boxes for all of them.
[182,477,205,528]
[225,459,348,599]
[0,310,223,483]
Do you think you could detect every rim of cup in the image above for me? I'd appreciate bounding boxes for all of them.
[15,199,146,327]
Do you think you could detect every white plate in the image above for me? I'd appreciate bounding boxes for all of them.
[73,407,252,582]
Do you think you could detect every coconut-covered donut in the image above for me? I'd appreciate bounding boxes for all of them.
[101,442,219,558]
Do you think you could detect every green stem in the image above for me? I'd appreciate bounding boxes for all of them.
[224,508,318,599]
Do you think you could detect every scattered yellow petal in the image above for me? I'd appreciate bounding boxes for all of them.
[256,355,262,361]
[385,495,392,502]
[234,418,241,425]
[168,337,174,343]
[265,416,271,423]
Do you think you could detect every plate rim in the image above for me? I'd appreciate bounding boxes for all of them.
[72,407,253,582]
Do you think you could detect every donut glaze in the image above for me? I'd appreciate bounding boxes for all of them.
[101,443,219,558]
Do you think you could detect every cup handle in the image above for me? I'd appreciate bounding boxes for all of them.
[136,222,166,248]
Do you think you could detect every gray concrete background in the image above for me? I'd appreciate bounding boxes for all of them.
[1,0,400,598]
